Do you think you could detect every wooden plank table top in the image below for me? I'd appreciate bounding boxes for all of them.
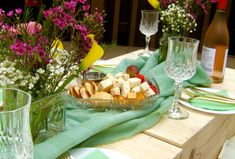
[101,50,235,159]
[100,133,182,159]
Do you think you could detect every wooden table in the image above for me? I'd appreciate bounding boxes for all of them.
[98,50,235,159]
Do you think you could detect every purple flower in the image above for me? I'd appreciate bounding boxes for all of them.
[7,10,13,17]
[75,24,88,33]
[95,9,104,24]
[53,18,67,30]
[71,0,79,3]
[10,40,27,56]
[15,8,22,15]
[82,4,90,11]
[79,0,86,4]
[2,24,10,30]
[27,45,33,56]
[33,45,47,59]
[64,1,77,12]
[210,0,217,3]
[38,49,46,58]
[43,9,52,18]
[0,8,5,20]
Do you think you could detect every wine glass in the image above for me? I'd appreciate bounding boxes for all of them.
[165,36,199,119]
[139,10,159,57]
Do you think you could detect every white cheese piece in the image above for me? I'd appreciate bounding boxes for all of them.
[131,86,141,93]
[144,88,155,97]
[123,73,130,81]
[121,81,130,97]
[104,73,114,79]
[98,78,113,92]
[128,77,141,88]
[140,81,150,92]
[115,72,124,78]
[113,78,124,88]
[110,87,121,96]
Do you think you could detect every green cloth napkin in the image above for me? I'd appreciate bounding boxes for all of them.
[191,99,235,111]
[81,149,109,159]
[187,89,235,111]
[34,51,212,159]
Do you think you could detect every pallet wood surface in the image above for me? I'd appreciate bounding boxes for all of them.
[103,50,235,159]
[100,133,182,159]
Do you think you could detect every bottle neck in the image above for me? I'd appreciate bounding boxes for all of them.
[213,9,227,23]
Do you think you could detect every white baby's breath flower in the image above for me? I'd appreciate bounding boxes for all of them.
[20,80,27,87]
[28,83,34,90]
[37,68,45,74]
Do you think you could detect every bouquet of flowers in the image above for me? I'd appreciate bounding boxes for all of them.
[0,0,105,101]
[0,0,105,142]
[147,0,217,62]
[148,0,217,35]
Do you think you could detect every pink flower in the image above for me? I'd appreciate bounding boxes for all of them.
[82,4,90,11]
[10,39,27,56]
[210,0,217,2]
[79,0,85,4]
[15,8,22,15]
[0,9,5,20]
[7,10,13,17]
[64,1,77,12]
[25,22,42,36]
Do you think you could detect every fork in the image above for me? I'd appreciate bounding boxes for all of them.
[58,152,74,159]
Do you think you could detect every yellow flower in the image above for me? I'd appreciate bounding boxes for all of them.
[52,39,64,50]
[78,34,104,72]
[148,0,160,10]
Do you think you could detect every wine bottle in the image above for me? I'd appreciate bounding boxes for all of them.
[201,0,229,83]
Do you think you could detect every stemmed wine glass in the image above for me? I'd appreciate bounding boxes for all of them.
[165,37,199,119]
[139,10,159,57]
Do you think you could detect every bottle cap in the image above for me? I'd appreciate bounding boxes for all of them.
[217,0,228,10]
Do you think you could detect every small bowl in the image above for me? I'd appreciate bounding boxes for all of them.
[82,71,106,82]
[65,94,159,111]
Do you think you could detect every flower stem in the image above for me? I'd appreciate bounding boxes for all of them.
[54,74,76,94]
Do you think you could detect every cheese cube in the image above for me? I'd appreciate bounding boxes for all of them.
[115,72,124,78]
[128,77,141,88]
[110,87,121,96]
[140,81,150,92]
[113,78,124,88]
[131,86,141,93]
[104,73,114,79]
[98,78,113,92]
[121,81,130,97]
[127,92,137,99]
[123,73,130,80]
[144,88,155,97]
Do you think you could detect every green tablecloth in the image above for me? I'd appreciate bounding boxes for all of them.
[34,51,212,159]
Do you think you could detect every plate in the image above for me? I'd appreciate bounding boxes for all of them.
[68,148,132,159]
[179,88,235,115]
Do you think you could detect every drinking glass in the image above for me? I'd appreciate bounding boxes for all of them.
[139,10,159,56]
[165,37,199,119]
[0,88,33,159]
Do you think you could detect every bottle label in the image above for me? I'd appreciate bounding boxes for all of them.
[201,46,216,76]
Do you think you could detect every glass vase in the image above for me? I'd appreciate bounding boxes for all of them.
[159,33,170,63]
[158,33,182,63]
[30,92,66,144]
[0,88,33,159]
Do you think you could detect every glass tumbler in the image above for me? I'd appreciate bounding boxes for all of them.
[0,88,33,159]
